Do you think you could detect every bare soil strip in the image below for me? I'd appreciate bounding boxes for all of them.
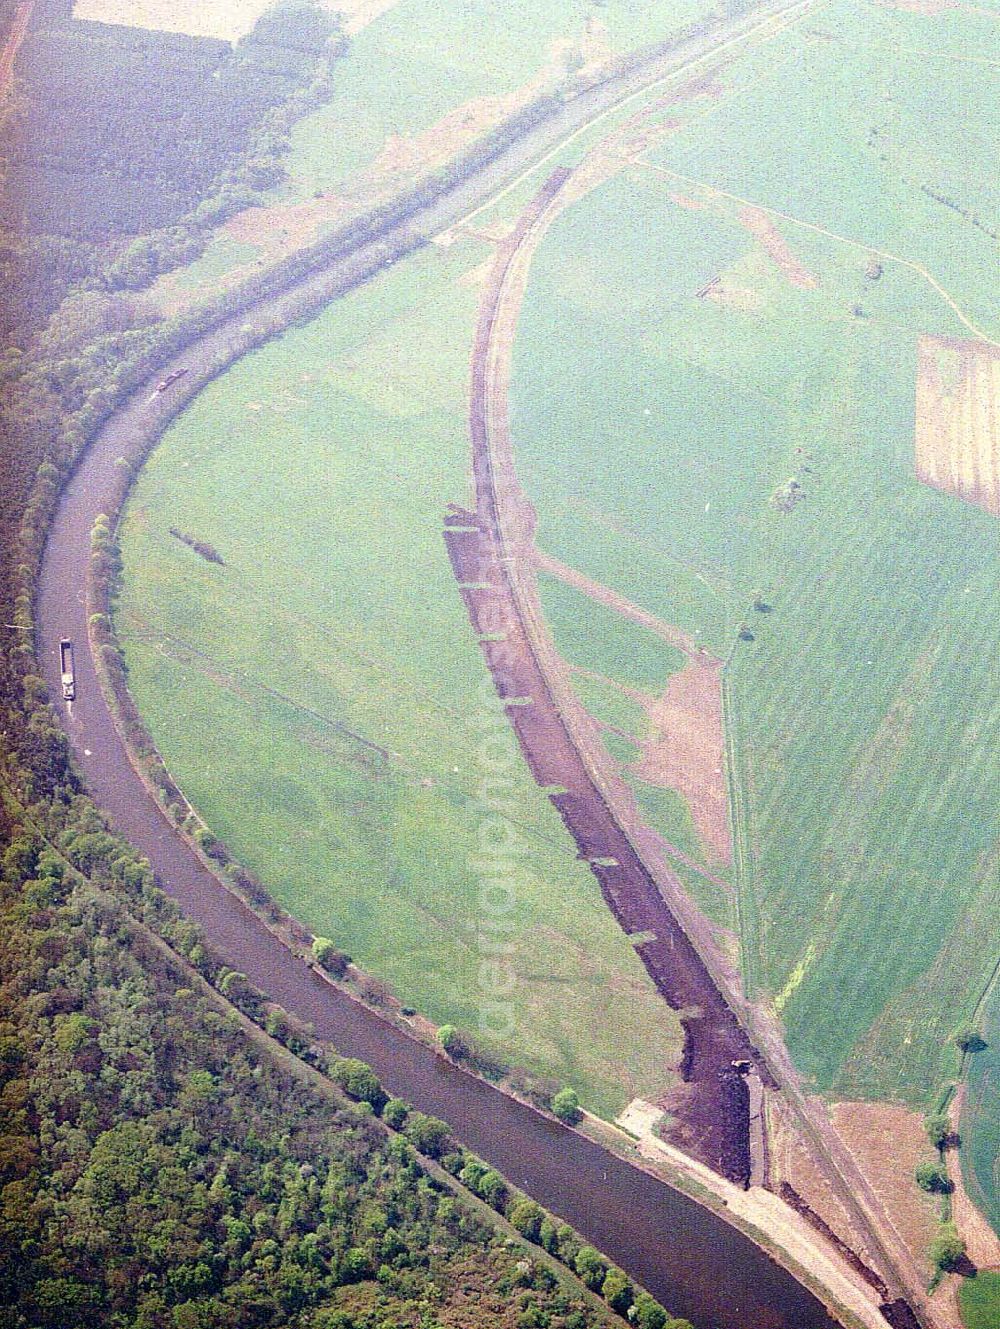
[915,334,1000,517]
[738,204,820,289]
[448,150,942,1325]
[632,653,733,865]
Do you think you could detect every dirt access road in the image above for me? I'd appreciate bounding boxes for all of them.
[0,0,35,98]
[457,157,942,1329]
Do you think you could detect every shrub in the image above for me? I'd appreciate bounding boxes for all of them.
[330,1057,387,1113]
[955,1028,987,1053]
[381,1098,409,1129]
[402,1112,451,1159]
[915,1161,952,1194]
[925,1113,952,1149]
[929,1222,966,1272]
[507,1197,544,1242]
[311,935,349,976]
[573,1245,606,1290]
[551,1086,580,1124]
[602,1266,633,1313]
[437,1023,464,1056]
[631,1293,667,1329]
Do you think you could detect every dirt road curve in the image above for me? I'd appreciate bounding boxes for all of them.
[0,0,34,98]
[456,167,940,1329]
[447,172,763,1187]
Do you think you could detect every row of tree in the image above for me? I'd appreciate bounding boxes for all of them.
[0,808,633,1328]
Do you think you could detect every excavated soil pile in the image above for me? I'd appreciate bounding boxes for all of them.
[445,171,766,1183]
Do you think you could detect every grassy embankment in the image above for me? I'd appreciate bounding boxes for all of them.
[507,0,999,1139]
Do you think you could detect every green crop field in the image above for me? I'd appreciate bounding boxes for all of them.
[961,976,1000,1235]
[959,1272,1000,1329]
[115,0,999,1224]
[508,0,1000,1169]
[118,235,687,1120]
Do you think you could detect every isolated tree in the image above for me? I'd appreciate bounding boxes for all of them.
[381,1098,409,1130]
[602,1266,633,1313]
[924,1113,952,1150]
[929,1222,966,1272]
[915,1161,952,1194]
[311,936,349,977]
[403,1112,451,1158]
[331,1058,387,1113]
[479,1169,507,1209]
[551,1086,581,1124]
[507,1197,544,1242]
[437,1024,466,1057]
[574,1244,607,1290]
[955,1028,987,1054]
[631,1294,668,1329]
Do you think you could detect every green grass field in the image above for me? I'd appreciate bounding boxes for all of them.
[508,0,1000,1159]
[116,0,1000,1215]
[959,1272,1000,1329]
[961,975,1000,1235]
[118,235,686,1120]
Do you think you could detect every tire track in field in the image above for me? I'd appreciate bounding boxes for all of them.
[0,0,34,99]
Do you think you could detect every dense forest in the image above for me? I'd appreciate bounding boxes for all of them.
[0,816,648,1329]
[0,0,343,357]
[2,2,343,240]
[0,5,699,1327]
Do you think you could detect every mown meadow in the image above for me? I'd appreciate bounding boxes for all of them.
[118,237,685,1120]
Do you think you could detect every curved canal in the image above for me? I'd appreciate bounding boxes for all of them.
[37,8,844,1324]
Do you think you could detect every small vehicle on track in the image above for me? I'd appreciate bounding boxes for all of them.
[59,638,75,701]
[154,367,188,394]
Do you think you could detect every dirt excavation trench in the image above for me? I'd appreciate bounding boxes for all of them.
[445,169,767,1185]
[445,163,936,1329]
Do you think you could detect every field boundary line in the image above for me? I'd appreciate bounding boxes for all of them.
[632,161,1000,349]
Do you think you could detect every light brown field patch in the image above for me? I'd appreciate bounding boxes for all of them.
[336,0,401,36]
[532,553,730,865]
[705,282,764,313]
[875,0,956,12]
[222,193,349,262]
[656,68,727,109]
[738,205,819,290]
[831,1102,941,1277]
[632,654,732,866]
[915,334,1000,516]
[73,0,342,41]
[458,256,496,290]
[670,191,708,211]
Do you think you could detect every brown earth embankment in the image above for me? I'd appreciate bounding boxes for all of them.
[447,169,762,1184]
